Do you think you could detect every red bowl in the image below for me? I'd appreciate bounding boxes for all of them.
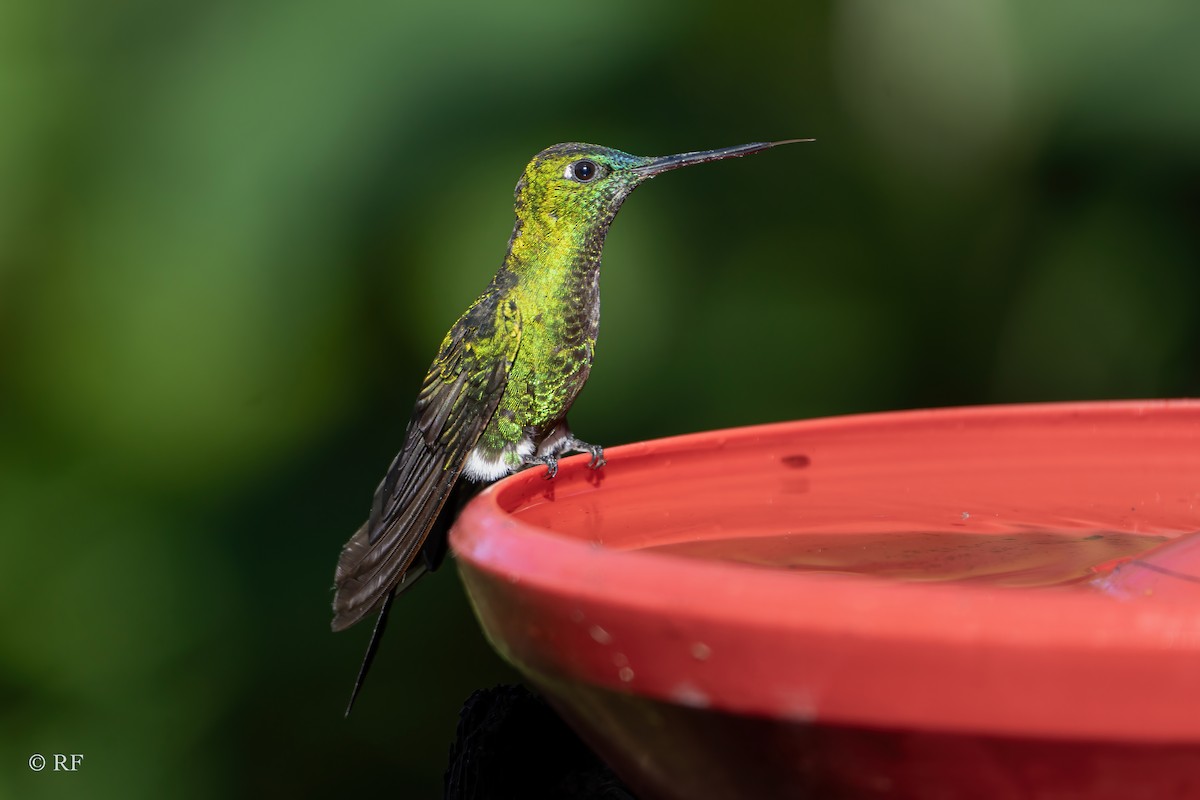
[450,401,1200,799]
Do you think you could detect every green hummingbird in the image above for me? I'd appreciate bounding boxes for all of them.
[333,139,808,711]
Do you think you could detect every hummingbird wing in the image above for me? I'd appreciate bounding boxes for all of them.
[332,294,522,631]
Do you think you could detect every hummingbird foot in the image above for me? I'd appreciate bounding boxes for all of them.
[531,438,605,479]
[561,437,606,471]
[536,453,560,480]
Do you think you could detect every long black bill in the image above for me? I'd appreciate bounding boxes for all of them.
[633,138,813,177]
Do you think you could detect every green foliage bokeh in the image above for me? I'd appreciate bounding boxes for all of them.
[2,0,1198,797]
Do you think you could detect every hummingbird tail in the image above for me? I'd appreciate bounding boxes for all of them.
[343,588,396,717]
[337,479,489,714]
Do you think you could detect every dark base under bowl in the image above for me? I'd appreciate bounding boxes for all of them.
[531,674,1200,800]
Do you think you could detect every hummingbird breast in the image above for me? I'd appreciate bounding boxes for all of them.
[466,259,601,478]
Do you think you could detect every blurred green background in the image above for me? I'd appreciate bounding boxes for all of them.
[2,0,1198,797]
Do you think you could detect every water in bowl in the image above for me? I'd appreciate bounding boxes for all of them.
[643,530,1171,588]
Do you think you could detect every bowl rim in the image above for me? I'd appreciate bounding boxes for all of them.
[451,400,1200,741]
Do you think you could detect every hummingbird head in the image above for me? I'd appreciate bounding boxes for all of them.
[512,143,648,232]
[512,139,811,237]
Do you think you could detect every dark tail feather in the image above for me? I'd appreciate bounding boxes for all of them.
[344,588,396,717]
[341,478,486,717]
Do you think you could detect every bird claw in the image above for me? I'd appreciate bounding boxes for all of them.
[534,441,603,479]
[586,446,606,470]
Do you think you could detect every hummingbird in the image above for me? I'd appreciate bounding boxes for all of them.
[333,139,809,712]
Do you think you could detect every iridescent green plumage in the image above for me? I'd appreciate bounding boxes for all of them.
[332,139,807,711]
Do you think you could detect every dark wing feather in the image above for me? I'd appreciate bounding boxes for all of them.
[332,296,521,632]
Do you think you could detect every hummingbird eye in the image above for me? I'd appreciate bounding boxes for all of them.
[565,159,599,182]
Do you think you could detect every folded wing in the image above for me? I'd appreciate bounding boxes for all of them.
[332,295,521,631]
